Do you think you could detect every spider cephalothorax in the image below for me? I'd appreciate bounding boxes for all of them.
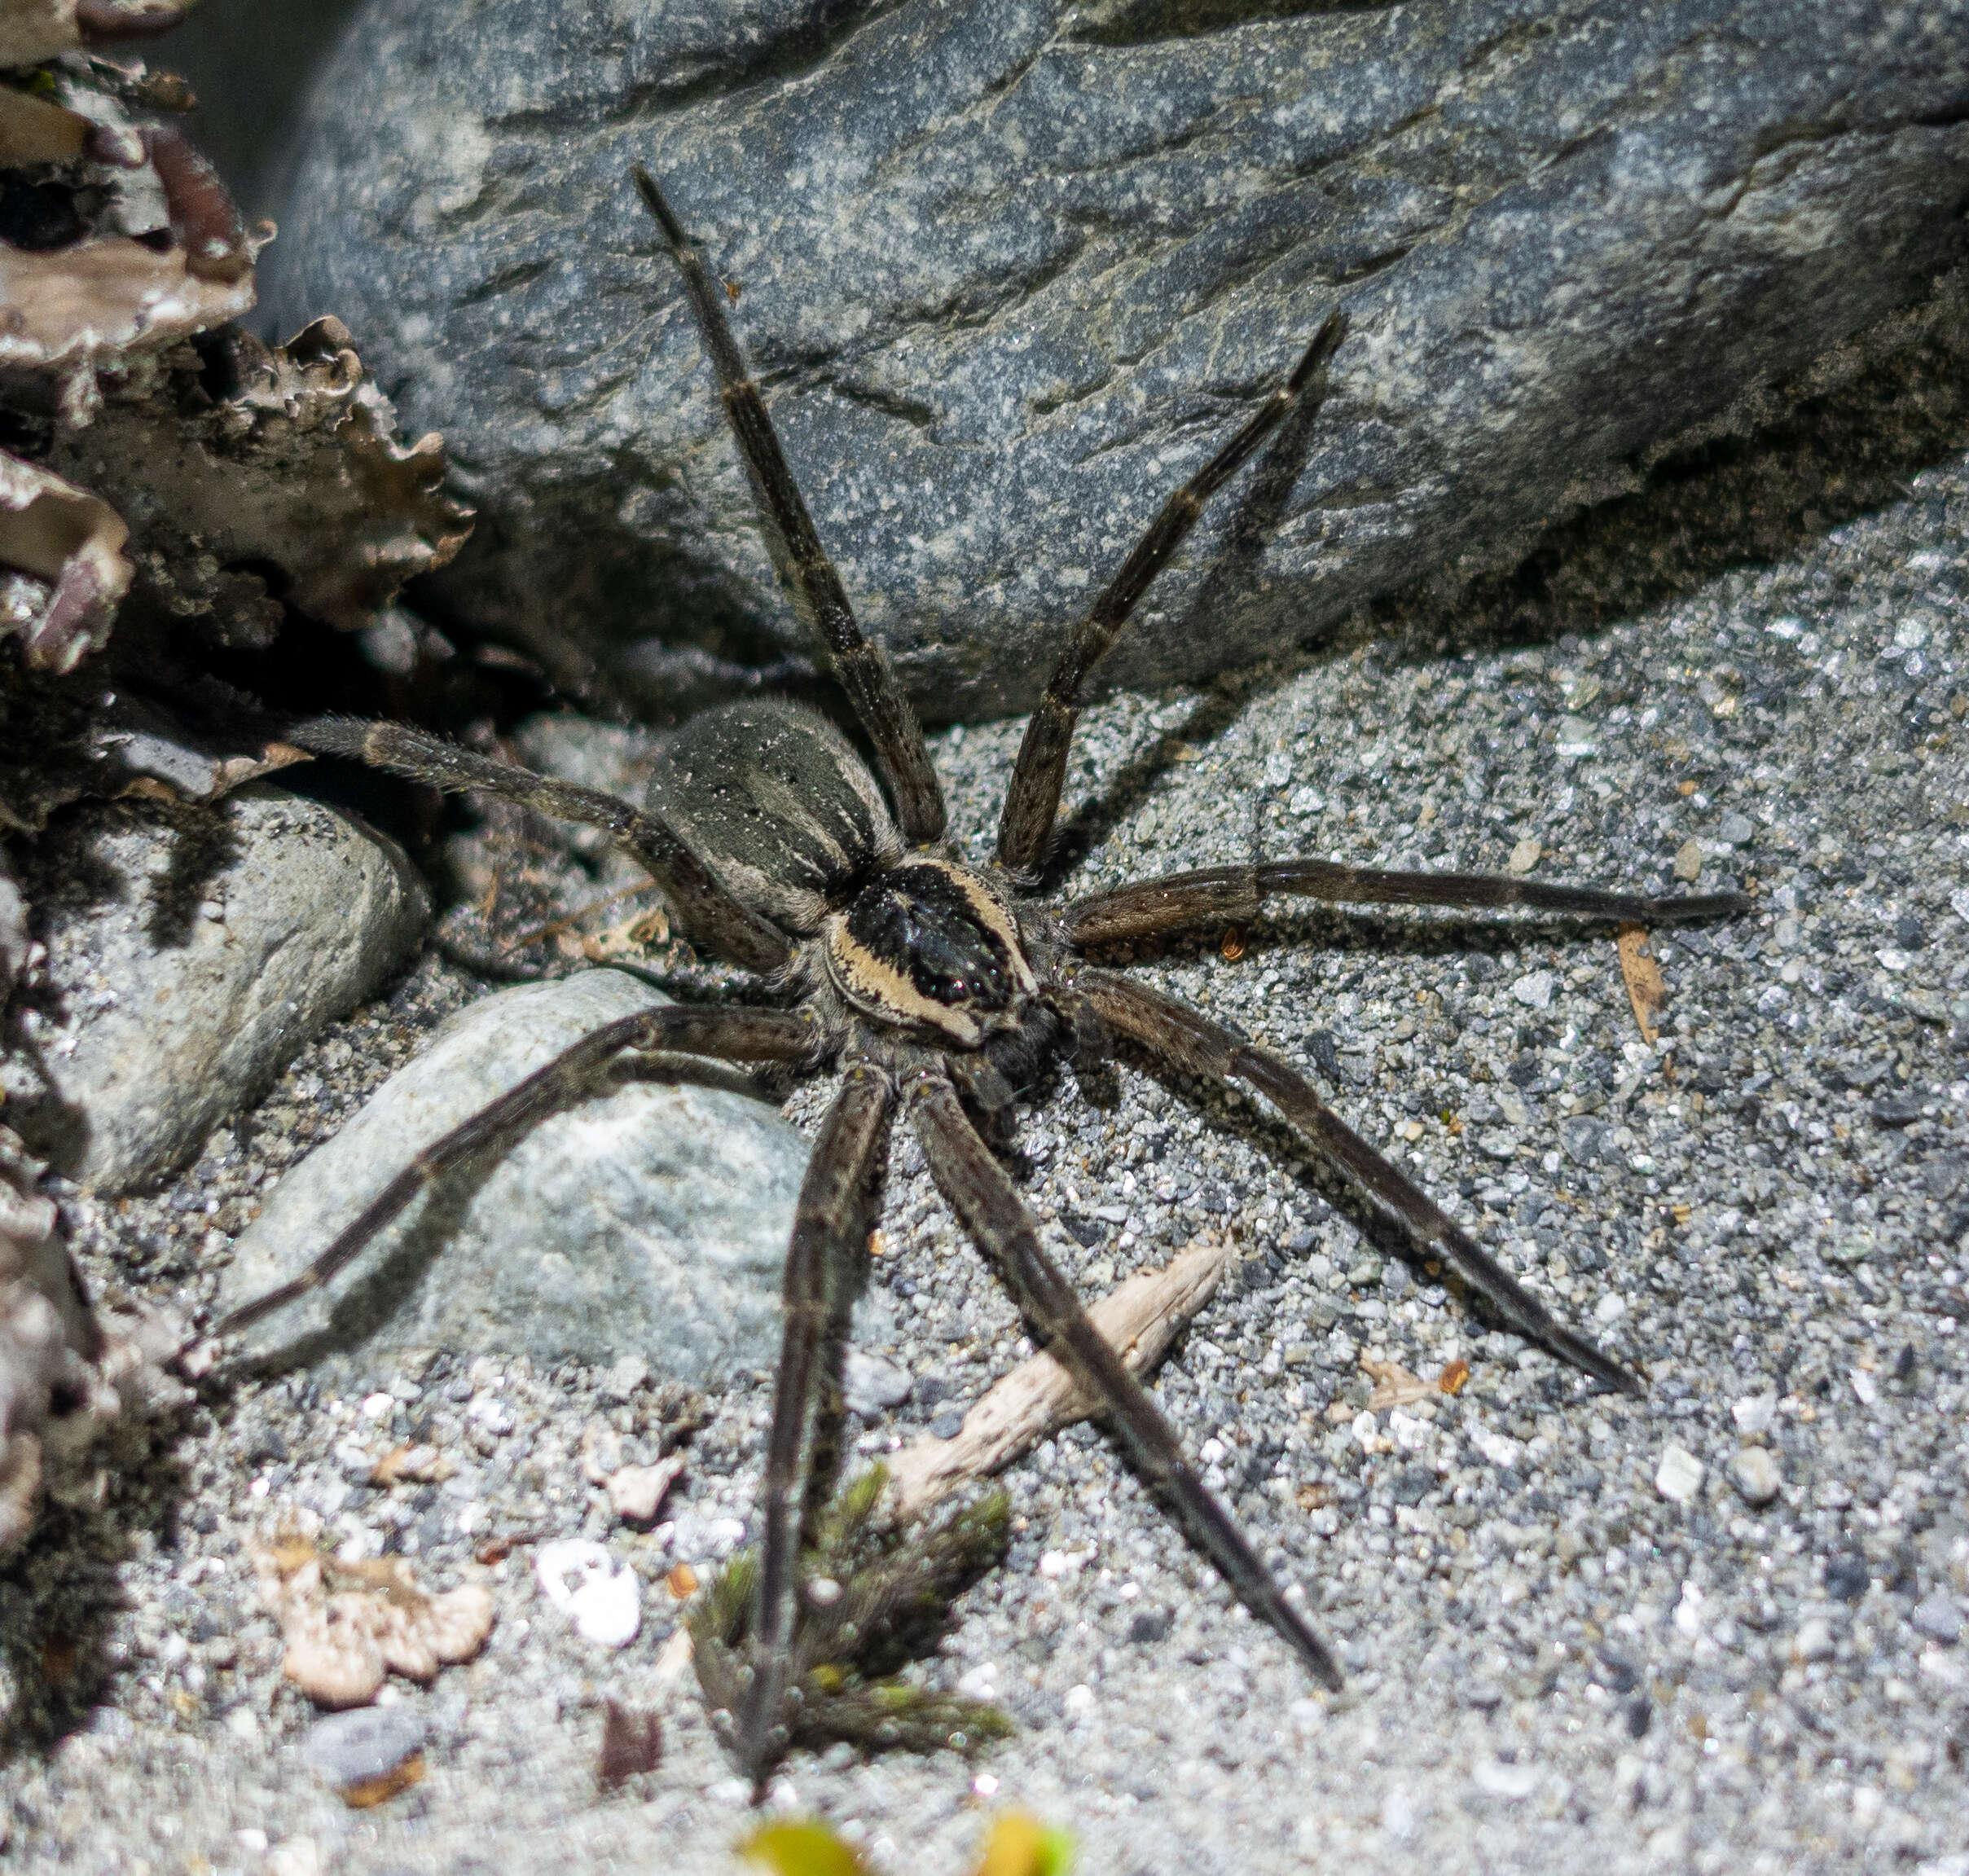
[218,165,1747,1784]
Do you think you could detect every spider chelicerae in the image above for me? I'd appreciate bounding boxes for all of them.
[218,166,1746,1780]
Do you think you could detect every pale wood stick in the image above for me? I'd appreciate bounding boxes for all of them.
[886,1236,1234,1521]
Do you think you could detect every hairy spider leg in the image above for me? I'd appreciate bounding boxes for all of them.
[910,1062,1345,1688]
[1062,859,1751,947]
[632,165,947,848]
[995,310,1350,874]
[740,1061,895,1782]
[288,716,793,975]
[214,1003,821,1338]
[1075,969,1642,1394]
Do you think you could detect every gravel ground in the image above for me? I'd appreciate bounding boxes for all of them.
[3,346,1968,1875]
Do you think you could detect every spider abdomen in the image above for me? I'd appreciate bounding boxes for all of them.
[644,696,904,934]
[825,858,1036,1047]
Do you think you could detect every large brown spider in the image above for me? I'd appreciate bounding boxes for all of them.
[218,167,1745,1781]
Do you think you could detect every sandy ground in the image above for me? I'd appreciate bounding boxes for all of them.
[3,325,1968,1876]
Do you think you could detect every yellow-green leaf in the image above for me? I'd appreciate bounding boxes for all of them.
[974,1812,1074,1876]
[737,1819,870,1876]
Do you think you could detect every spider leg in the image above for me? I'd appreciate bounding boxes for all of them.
[739,1060,896,1783]
[909,1061,1343,1689]
[631,166,947,848]
[214,1004,821,1338]
[1062,858,1748,948]
[1073,968,1642,1395]
[995,310,1349,875]
[289,716,792,976]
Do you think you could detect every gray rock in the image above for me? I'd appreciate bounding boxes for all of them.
[3,787,428,1192]
[300,1706,426,1791]
[1911,1591,1962,1645]
[219,969,805,1380]
[268,0,1969,719]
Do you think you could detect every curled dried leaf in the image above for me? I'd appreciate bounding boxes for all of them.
[53,318,471,646]
[257,1538,496,1708]
[0,446,130,672]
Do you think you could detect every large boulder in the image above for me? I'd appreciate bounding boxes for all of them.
[268,0,1969,719]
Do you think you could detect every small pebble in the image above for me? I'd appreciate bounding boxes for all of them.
[1672,839,1703,881]
[1731,1391,1777,1436]
[1510,970,1555,1009]
[1824,1550,1870,1603]
[1729,1446,1782,1507]
[1716,811,1756,846]
[1655,1444,1704,1505]
[1506,839,1542,875]
[842,1348,913,1415]
[1910,1593,1962,1646]
[535,1540,642,1648]
[604,1456,685,1527]
[1793,1619,1835,1664]
[600,1356,649,1403]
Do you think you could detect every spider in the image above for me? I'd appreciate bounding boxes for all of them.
[216,166,1746,1782]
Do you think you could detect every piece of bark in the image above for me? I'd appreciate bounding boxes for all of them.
[886,1237,1233,1522]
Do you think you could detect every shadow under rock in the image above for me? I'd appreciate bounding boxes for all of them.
[1359,281,1969,668]
[1051,278,1969,863]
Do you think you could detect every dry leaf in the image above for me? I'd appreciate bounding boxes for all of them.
[257,1539,495,1708]
[1615,922,1665,1045]
[651,1623,695,1689]
[596,1699,663,1787]
[1360,1356,1431,1411]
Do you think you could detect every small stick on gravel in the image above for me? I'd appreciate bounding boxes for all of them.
[886,1236,1235,1521]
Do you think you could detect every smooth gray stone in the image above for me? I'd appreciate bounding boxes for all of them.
[3,787,428,1192]
[300,1706,426,1790]
[266,0,1969,720]
[219,969,806,1380]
